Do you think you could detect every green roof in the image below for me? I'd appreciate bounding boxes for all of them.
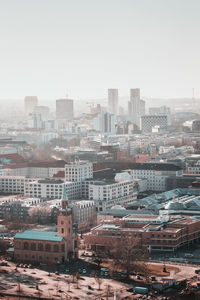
[14,230,63,242]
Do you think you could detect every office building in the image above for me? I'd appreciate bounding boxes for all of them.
[93,112,115,134]
[24,96,38,115]
[84,214,200,253]
[149,106,171,125]
[108,89,118,115]
[33,106,50,120]
[56,99,74,120]
[65,160,93,182]
[141,115,168,132]
[128,89,145,126]
[130,163,183,191]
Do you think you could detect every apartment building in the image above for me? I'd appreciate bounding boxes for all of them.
[88,179,137,211]
[6,160,65,178]
[24,179,64,199]
[72,200,96,224]
[0,176,33,194]
[130,163,183,191]
[65,160,93,182]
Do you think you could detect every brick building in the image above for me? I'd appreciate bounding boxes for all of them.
[84,214,200,253]
[14,198,73,264]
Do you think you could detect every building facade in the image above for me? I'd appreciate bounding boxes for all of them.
[141,115,168,132]
[108,88,118,115]
[14,203,73,264]
[56,99,74,120]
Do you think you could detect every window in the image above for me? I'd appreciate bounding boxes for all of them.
[24,242,29,250]
[31,243,36,251]
[53,244,59,252]
[61,228,64,234]
[38,243,43,251]
[45,244,51,252]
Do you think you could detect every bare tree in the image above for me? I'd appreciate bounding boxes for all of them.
[75,273,80,289]
[28,206,52,224]
[110,236,149,278]
[95,275,103,291]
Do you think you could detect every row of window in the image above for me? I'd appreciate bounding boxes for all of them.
[21,242,65,252]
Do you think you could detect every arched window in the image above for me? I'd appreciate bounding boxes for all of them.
[45,244,51,252]
[24,242,29,250]
[38,243,43,251]
[53,244,59,253]
[31,243,36,251]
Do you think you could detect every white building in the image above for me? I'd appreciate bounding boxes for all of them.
[65,160,93,182]
[0,176,32,194]
[108,89,118,115]
[24,179,64,199]
[72,200,96,224]
[130,163,183,192]
[128,89,145,126]
[93,112,116,134]
[89,179,137,211]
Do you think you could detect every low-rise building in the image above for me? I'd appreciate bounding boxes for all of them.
[84,214,200,253]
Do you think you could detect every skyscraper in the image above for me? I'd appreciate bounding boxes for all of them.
[93,112,115,134]
[108,89,118,115]
[24,96,38,115]
[56,98,74,120]
[128,89,145,126]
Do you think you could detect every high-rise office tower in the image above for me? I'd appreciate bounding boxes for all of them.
[56,99,74,120]
[34,106,50,120]
[93,112,115,134]
[128,89,145,126]
[140,99,146,116]
[24,96,38,115]
[108,89,118,115]
[149,106,171,125]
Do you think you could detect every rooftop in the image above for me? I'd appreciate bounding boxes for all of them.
[14,230,63,242]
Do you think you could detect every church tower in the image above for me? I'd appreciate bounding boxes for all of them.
[57,185,73,255]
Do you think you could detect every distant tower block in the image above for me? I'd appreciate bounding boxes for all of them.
[108,89,119,115]
[56,98,74,120]
[24,96,38,115]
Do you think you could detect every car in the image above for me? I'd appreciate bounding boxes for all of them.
[82,269,87,274]
[104,271,109,277]
[185,253,194,258]
[65,268,70,273]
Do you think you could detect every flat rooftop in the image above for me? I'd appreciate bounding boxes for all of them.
[14,230,63,242]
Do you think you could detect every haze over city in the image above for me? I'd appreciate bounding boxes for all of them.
[1,1,200,300]
[0,0,200,101]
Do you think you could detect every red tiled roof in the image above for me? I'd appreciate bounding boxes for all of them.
[0,153,25,163]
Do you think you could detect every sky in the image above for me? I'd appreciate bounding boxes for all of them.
[0,0,200,101]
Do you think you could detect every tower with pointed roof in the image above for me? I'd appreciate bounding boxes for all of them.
[57,184,73,255]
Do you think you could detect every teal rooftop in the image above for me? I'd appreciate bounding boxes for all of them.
[14,230,63,242]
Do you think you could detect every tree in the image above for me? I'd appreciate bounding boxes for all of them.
[28,206,52,224]
[75,273,80,289]
[95,275,103,291]
[110,236,149,278]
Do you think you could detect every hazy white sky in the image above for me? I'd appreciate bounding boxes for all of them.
[0,0,200,100]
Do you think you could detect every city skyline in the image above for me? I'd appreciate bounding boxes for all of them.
[0,0,200,100]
